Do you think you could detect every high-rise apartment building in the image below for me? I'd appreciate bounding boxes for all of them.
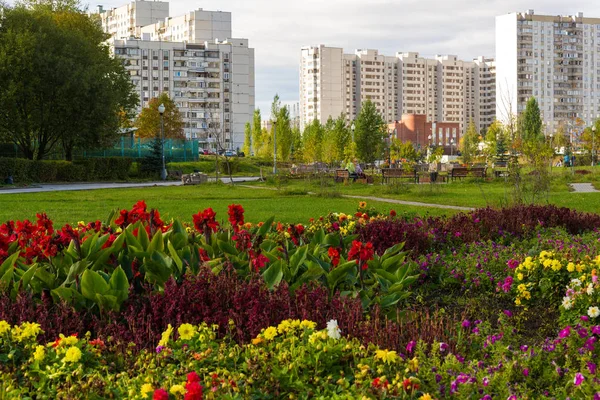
[299,46,495,135]
[496,10,600,130]
[97,1,254,150]
[97,2,169,40]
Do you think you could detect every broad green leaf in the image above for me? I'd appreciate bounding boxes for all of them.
[63,261,88,286]
[125,228,141,249]
[81,269,109,301]
[167,241,183,274]
[257,216,275,237]
[137,223,150,249]
[108,266,129,303]
[262,260,283,290]
[148,230,164,253]
[289,245,309,277]
[95,294,118,311]
[51,287,84,305]
[0,253,19,280]
[218,240,239,256]
[326,261,357,291]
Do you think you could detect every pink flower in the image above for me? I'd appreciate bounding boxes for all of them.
[406,340,416,354]
[523,368,529,377]
[574,372,585,386]
[559,326,571,338]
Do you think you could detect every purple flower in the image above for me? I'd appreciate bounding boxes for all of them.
[523,368,529,377]
[503,309,513,317]
[155,346,164,354]
[406,340,416,354]
[475,320,482,325]
[481,396,492,400]
[473,327,480,335]
[559,326,572,338]
[594,393,600,400]
[588,362,597,375]
[584,337,597,351]
[435,374,442,383]
[440,342,449,352]
[507,259,519,269]
[592,326,600,335]
[520,345,528,352]
[582,315,590,322]
[482,377,489,386]
[578,327,589,338]
[574,372,585,386]
[508,396,517,400]
[462,320,471,328]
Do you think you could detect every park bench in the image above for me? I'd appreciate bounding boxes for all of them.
[182,172,208,185]
[492,161,509,178]
[381,168,419,184]
[450,167,487,181]
[334,169,349,183]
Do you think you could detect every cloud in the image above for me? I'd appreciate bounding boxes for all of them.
[14,0,600,118]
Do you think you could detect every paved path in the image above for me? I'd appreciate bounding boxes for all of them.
[570,183,600,193]
[237,185,474,211]
[0,177,260,194]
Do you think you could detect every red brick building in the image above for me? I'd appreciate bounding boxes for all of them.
[387,114,461,155]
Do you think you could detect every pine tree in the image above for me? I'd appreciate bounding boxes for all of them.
[140,137,164,176]
[354,100,385,164]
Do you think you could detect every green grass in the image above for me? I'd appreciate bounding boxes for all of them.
[0,183,455,226]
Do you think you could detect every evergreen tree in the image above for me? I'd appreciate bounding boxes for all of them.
[140,137,164,176]
[354,100,385,164]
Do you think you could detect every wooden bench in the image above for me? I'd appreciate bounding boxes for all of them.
[492,161,509,178]
[381,168,419,184]
[450,167,487,181]
[334,169,349,183]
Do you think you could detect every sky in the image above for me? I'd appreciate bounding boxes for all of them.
[7,0,600,117]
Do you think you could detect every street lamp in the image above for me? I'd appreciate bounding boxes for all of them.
[450,138,455,156]
[272,116,277,174]
[158,103,167,181]
[351,122,355,142]
[549,133,554,170]
[427,134,432,146]
[592,125,596,167]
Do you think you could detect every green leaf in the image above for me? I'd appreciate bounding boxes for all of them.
[137,223,150,249]
[262,260,283,290]
[148,230,164,253]
[63,261,88,286]
[382,242,405,258]
[326,261,357,291]
[0,267,13,291]
[290,265,325,291]
[18,264,39,291]
[95,294,118,311]
[110,231,127,252]
[167,241,183,274]
[108,266,129,303]
[81,269,109,301]
[289,245,309,277]
[0,253,19,281]
[218,240,239,256]
[125,228,141,249]
[257,216,275,237]
[51,287,84,305]
[379,293,402,308]
[33,268,57,289]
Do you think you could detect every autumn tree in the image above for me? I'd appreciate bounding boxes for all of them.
[135,93,184,139]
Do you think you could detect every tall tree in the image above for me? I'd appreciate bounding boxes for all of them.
[520,97,543,144]
[354,100,385,164]
[0,4,137,160]
[483,120,503,163]
[135,93,184,140]
[251,109,264,157]
[332,114,351,162]
[460,120,479,165]
[242,122,252,155]
[581,119,600,156]
[302,119,324,163]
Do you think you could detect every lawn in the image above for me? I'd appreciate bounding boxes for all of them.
[0,183,455,226]
[249,168,600,214]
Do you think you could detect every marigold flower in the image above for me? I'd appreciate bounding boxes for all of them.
[178,323,196,340]
[33,345,45,361]
[0,320,10,335]
[170,385,186,395]
[375,349,398,364]
[63,346,82,363]
[140,383,153,398]
[251,337,263,346]
[359,201,367,209]
[418,394,433,400]
[263,327,277,340]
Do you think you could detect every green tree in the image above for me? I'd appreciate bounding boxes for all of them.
[302,119,324,163]
[520,97,543,144]
[321,117,337,165]
[242,122,251,155]
[390,139,419,163]
[354,100,385,164]
[581,119,600,159]
[483,120,503,163]
[251,109,265,157]
[460,120,479,165]
[332,114,351,162]
[0,4,137,160]
[270,95,293,162]
[135,93,184,139]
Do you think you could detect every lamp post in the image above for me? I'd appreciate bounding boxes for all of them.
[549,133,554,171]
[592,125,596,167]
[158,103,167,181]
[272,116,277,174]
[450,138,455,156]
[351,122,355,142]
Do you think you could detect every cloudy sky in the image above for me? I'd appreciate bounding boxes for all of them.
[9,0,600,117]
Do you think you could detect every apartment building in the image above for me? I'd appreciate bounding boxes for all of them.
[496,10,600,131]
[300,46,496,135]
[98,1,254,150]
[97,1,169,40]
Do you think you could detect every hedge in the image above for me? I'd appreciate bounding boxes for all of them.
[0,157,133,183]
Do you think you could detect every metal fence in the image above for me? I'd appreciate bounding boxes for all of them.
[0,137,199,162]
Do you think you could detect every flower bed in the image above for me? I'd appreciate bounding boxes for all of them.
[1,201,600,397]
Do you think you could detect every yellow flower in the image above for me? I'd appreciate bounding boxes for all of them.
[517,284,526,292]
[359,201,367,209]
[375,349,398,364]
[170,385,186,395]
[60,334,78,346]
[140,383,153,398]
[251,337,263,346]
[277,320,292,334]
[551,260,562,271]
[33,345,45,361]
[158,324,173,347]
[178,323,196,340]
[515,298,521,305]
[419,394,433,400]
[522,291,531,300]
[63,346,82,363]
[577,263,585,273]
[0,320,10,335]
[12,322,42,342]
[408,356,419,372]
[567,262,576,272]
[300,320,316,330]
[517,273,524,281]
[263,326,277,340]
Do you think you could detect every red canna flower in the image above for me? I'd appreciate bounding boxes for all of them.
[232,230,252,251]
[347,240,374,270]
[390,210,397,217]
[249,250,269,272]
[198,248,210,262]
[328,247,341,267]
[227,204,245,231]
[192,208,220,236]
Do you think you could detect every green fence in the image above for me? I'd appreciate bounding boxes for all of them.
[0,137,199,162]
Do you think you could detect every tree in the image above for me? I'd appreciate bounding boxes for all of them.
[135,93,184,140]
[483,120,503,163]
[242,122,251,155]
[332,114,351,162]
[390,139,418,163]
[581,119,600,157]
[354,100,385,164]
[460,120,479,165]
[251,109,263,157]
[519,97,544,163]
[270,95,293,162]
[0,4,137,160]
[302,119,324,163]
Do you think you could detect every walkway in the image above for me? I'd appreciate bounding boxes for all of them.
[570,183,600,193]
[0,177,260,194]
[236,185,474,211]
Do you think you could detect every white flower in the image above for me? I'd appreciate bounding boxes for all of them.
[571,279,582,287]
[562,296,574,310]
[586,283,594,296]
[326,319,341,340]
[588,306,600,319]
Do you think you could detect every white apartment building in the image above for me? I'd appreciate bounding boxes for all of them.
[97,1,169,40]
[98,1,254,150]
[300,46,496,135]
[496,10,600,131]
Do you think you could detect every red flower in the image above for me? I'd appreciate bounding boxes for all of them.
[198,248,210,262]
[295,224,305,235]
[36,213,54,234]
[192,208,220,236]
[153,388,169,400]
[372,377,389,389]
[249,250,269,272]
[89,338,105,349]
[187,371,200,383]
[390,210,397,217]
[184,381,203,400]
[232,230,252,251]
[328,247,341,267]
[227,204,245,231]
[347,241,374,270]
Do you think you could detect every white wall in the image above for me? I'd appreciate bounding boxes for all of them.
[495,13,518,123]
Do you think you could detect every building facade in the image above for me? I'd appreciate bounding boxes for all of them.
[98,1,254,150]
[388,114,461,154]
[300,46,495,135]
[496,10,600,131]
[97,1,169,40]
